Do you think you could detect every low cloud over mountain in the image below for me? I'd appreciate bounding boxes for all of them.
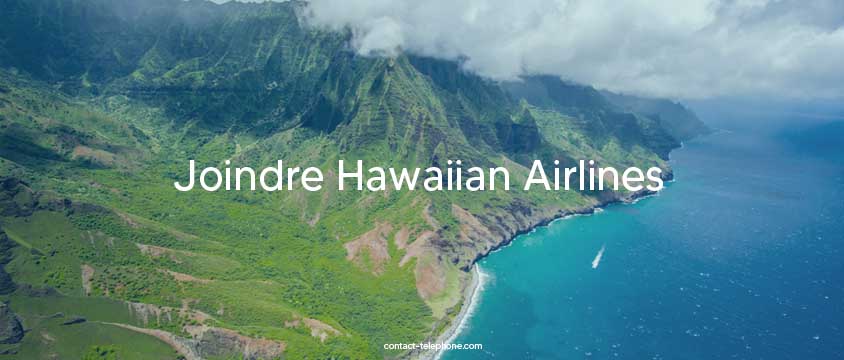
[302,0,844,100]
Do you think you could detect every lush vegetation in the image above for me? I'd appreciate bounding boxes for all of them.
[0,0,707,358]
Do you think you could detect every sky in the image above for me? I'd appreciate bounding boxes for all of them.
[218,0,844,101]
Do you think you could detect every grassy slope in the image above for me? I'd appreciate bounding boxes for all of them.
[1,72,401,358]
[0,1,705,358]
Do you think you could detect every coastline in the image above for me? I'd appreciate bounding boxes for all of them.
[416,187,674,360]
[463,182,665,271]
[420,177,670,359]
[423,265,485,360]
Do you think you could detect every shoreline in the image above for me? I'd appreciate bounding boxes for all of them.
[421,180,669,359]
[424,265,485,360]
[462,183,665,271]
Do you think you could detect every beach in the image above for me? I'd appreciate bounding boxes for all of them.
[420,264,485,360]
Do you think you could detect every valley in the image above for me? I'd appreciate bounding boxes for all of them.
[0,0,708,358]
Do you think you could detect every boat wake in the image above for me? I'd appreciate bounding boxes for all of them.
[592,245,606,269]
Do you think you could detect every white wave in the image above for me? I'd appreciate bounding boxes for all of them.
[433,265,488,360]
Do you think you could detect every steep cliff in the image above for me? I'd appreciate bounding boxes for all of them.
[0,0,708,358]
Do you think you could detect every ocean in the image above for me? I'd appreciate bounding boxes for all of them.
[442,114,844,359]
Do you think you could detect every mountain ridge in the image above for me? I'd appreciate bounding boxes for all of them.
[0,0,708,358]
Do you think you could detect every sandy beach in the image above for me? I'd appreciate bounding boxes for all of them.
[420,264,486,360]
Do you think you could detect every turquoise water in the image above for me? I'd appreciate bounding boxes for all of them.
[444,117,844,359]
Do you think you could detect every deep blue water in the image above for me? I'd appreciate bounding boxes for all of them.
[444,116,844,359]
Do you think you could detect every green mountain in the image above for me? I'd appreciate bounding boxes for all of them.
[600,89,711,143]
[0,0,708,358]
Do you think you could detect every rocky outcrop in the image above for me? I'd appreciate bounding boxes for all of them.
[126,301,212,327]
[284,316,342,343]
[0,303,23,344]
[106,322,286,360]
[344,223,392,275]
[186,325,286,359]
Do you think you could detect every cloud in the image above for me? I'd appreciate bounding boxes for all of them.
[303,0,844,100]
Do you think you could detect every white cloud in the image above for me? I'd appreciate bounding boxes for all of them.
[303,0,844,100]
